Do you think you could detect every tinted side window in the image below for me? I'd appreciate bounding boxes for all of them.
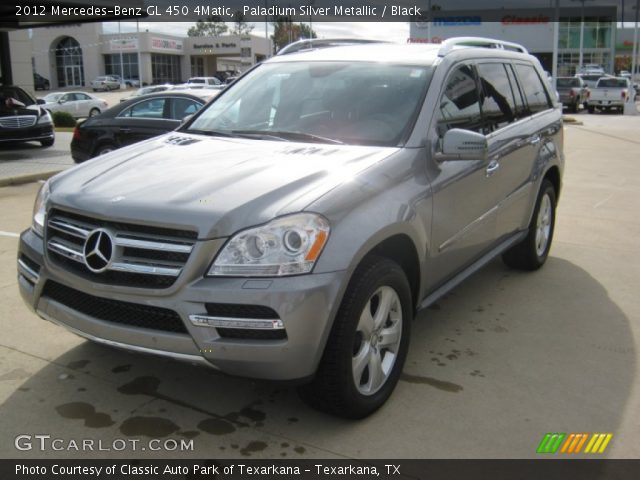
[437,65,483,136]
[477,63,517,132]
[120,98,167,119]
[169,98,203,120]
[514,64,552,115]
[505,64,527,119]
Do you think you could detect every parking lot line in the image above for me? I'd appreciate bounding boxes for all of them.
[0,230,19,238]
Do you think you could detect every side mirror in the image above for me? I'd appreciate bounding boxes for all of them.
[36,98,46,105]
[180,114,193,125]
[435,128,488,162]
[58,98,66,104]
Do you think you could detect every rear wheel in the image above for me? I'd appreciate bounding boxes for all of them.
[94,143,116,157]
[569,101,578,113]
[89,108,100,117]
[502,179,556,271]
[298,256,412,418]
[587,106,595,114]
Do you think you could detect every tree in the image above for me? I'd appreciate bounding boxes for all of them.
[187,16,228,37]
[271,18,316,53]
[231,12,254,35]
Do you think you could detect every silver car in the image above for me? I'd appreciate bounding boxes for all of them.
[40,91,108,118]
[18,38,564,418]
[91,76,120,91]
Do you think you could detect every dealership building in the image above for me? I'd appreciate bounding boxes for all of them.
[30,23,271,89]
[409,6,627,76]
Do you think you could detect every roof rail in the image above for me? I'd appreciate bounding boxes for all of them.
[276,38,388,56]
[438,37,528,57]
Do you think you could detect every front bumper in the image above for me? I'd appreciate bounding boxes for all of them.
[18,228,346,381]
[0,125,54,143]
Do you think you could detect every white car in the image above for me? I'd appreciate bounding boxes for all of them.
[188,76,222,86]
[40,91,108,118]
[91,76,120,91]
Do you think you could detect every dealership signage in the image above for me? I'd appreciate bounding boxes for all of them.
[110,38,138,51]
[193,42,238,50]
[151,37,183,52]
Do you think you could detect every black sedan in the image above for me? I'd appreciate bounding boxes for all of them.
[0,86,54,147]
[71,91,217,162]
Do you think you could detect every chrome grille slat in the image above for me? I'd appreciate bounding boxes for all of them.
[48,238,84,263]
[0,115,37,128]
[114,235,193,254]
[48,219,90,239]
[46,210,196,288]
[110,262,182,277]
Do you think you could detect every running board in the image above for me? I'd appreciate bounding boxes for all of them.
[418,231,527,311]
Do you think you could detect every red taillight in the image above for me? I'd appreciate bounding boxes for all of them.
[72,127,81,141]
[569,90,575,97]
[621,90,628,100]
[586,89,591,99]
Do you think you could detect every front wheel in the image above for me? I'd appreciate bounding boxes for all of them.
[298,256,412,418]
[503,179,557,271]
[40,138,54,148]
[89,108,100,117]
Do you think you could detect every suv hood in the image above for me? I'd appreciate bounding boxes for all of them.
[51,133,399,238]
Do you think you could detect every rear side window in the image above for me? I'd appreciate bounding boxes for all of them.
[597,79,628,88]
[514,64,552,115]
[169,98,202,120]
[437,64,483,136]
[477,63,518,132]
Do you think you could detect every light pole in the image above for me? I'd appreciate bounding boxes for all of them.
[552,0,560,91]
[626,0,639,115]
[571,0,595,74]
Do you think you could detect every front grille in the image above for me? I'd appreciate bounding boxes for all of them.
[217,328,287,340]
[46,209,197,289]
[42,281,188,334]
[0,115,37,128]
[205,303,279,319]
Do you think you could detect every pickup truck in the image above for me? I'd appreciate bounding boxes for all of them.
[556,77,589,113]
[587,77,632,114]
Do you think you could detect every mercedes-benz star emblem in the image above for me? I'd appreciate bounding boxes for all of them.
[83,229,114,273]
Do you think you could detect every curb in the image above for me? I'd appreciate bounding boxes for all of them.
[0,170,62,188]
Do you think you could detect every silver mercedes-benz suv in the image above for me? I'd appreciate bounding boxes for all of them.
[18,38,563,418]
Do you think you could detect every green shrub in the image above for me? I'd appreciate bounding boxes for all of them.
[52,111,76,128]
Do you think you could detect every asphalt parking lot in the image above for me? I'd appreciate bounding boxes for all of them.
[0,113,639,460]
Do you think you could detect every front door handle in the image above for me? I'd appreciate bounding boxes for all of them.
[486,159,500,177]
[530,134,542,145]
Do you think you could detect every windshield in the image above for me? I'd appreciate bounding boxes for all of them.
[43,93,63,102]
[597,79,628,88]
[187,61,432,146]
[557,78,579,87]
[189,78,205,84]
[0,87,35,106]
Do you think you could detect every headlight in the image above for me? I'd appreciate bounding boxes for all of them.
[208,213,330,277]
[32,180,50,237]
[37,111,52,125]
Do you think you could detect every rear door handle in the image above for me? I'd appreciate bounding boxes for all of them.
[486,159,500,177]
[119,128,132,133]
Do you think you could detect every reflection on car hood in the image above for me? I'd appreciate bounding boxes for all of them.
[50,133,399,238]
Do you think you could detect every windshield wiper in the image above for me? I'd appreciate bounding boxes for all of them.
[232,130,344,145]
[186,129,237,138]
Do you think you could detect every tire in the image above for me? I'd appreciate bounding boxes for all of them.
[92,88,98,92]
[587,106,595,114]
[94,143,116,157]
[298,256,412,418]
[40,138,54,148]
[502,179,557,271]
[570,101,578,114]
[89,108,100,117]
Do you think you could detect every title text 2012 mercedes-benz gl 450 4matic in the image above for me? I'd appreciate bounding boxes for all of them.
[18,38,564,418]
